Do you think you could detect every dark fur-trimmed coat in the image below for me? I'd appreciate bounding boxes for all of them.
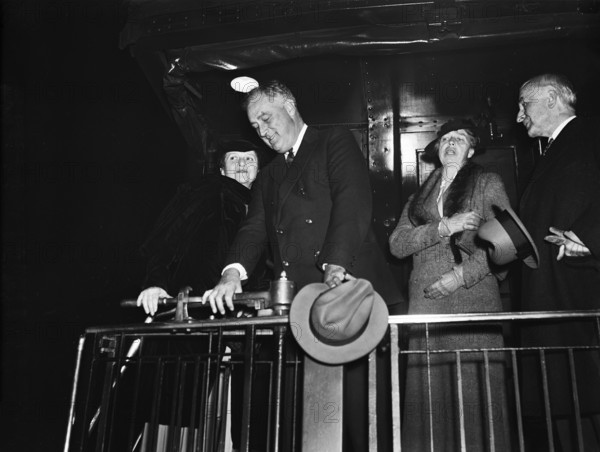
[141,174,266,295]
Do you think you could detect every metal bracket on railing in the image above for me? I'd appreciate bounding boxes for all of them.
[175,286,193,322]
[98,335,116,357]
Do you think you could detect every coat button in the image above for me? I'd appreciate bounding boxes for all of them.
[282,260,289,267]
[305,218,313,224]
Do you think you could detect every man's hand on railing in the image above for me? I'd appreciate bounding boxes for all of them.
[137,287,172,316]
[202,268,243,315]
[544,227,591,261]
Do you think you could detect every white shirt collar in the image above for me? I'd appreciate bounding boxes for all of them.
[550,115,576,141]
[289,124,308,156]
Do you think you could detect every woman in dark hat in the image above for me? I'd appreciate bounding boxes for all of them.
[137,137,267,314]
[389,119,513,450]
[126,137,271,451]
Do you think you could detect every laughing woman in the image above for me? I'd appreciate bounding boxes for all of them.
[389,119,512,451]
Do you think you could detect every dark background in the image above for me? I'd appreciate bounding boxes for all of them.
[2,1,600,451]
[2,1,188,449]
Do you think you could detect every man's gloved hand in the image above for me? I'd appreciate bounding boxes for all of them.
[439,211,482,236]
[544,227,591,260]
[424,268,464,299]
[137,286,172,316]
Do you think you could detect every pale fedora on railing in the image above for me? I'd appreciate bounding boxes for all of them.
[478,206,540,268]
[289,279,389,365]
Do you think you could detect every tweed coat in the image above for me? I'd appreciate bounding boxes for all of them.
[389,164,512,451]
[225,125,401,304]
[519,116,600,416]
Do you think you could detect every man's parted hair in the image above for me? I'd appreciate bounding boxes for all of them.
[242,80,297,110]
[521,73,577,111]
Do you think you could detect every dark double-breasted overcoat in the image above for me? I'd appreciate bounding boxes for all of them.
[226,125,401,304]
[519,116,600,416]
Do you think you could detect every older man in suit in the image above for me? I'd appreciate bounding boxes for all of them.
[517,73,600,450]
[203,80,402,451]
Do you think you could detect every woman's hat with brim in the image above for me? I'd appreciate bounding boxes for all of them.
[477,206,540,268]
[216,137,268,167]
[289,279,389,365]
[424,118,480,161]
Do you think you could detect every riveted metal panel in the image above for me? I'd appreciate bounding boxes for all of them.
[360,58,399,248]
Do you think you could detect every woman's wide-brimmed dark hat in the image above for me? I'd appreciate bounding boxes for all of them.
[424,118,480,160]
[289,279,389,365]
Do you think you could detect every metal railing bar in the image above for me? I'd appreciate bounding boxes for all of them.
[201,332,216,452]
[291,351,300,452]
[169,357,184,452]
[272,326,286,452]
[540,350,555,452]
[64,335,86,452]
[456,351,466,452]
[95,359,117,452]
[127,339,145,452]
[79,335,100,451]
[399,344,600,354]
[240,325,256,452]
[425,324,434,452]
[368,350,378,452]
[568,349,584,452]
[217,366,232,451]
[483,350,495,452]
[148,357,165,452]
[83,310,600,335]
[389,324,402,452]
[389,310,600,325]
[85,317,289,334]
[105,333,128,452]
[510,350,525,452]
[188,356,201,452]
[266,361,274,452]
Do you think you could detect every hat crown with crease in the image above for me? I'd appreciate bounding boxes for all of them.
[310,279,374,345]
[289,279,389,365]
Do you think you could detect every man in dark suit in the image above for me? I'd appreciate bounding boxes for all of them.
[517,73,600,450]
[204,81,400,307]
[203,80,403,451]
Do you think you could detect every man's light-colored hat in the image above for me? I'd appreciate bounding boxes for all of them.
[289,279,389,365]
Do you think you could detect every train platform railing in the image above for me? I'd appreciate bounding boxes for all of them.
[64,306,600,452]
[388,310,600,452]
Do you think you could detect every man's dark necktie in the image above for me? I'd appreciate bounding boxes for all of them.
[542,138,554,156]
[286,150,294,167]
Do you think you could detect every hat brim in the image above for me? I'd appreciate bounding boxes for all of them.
[289,282,389,365]
[423,119,479,161]
[478,206,540,269]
